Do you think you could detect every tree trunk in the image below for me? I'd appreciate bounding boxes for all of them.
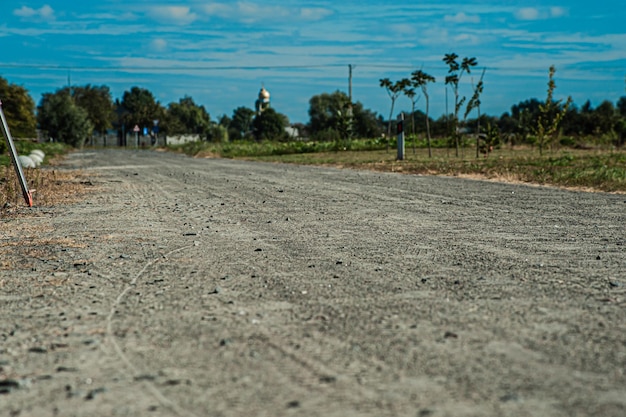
[386,100,395,152]
[425,95,432,158]
[476,107,481,158]
[411,102,416,155]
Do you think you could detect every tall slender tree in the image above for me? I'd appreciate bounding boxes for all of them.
[464,68,486,157]
[535,65,572,155]
[380,78,410,150]
[403,87,420,154]
[443,53,477,156]
[411,70,436,157]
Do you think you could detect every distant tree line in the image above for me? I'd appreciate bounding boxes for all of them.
[1,67,625,152]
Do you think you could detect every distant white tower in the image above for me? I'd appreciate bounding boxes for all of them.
[255,86,270,115]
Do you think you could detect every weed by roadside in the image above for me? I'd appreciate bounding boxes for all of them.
[0,165,96,218]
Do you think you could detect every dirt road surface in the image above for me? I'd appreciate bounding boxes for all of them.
[1,149,625,417]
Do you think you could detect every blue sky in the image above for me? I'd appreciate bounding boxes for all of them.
[1,1,625,124]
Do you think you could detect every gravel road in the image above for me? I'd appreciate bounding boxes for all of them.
[1,149,625,417]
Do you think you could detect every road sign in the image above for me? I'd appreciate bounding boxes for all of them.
[0,99,33,206]
[133,125,140,133]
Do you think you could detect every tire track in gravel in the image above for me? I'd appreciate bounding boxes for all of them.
[88,156,435,415]
[94,165,203,417]
[6,149,622,416]
[104,242,198,417]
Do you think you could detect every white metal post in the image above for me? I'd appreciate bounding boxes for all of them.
[0,99,32,207]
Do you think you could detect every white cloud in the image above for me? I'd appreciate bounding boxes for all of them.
[200,2,332,23]
[202,3,232,17]
[13,5,55,20]
[417,27,450,46]
[444,12,480,24]
[201,2,287,22]
[390,24,416,36]
[300,7,333,21]
[453,33,480,44]
[515,7,540,21]
[148,6,197,25]
[151,38,168,52]
[515,7,568,21]
[550,7,568,18]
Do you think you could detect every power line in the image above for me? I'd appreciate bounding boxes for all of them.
[0,63,347,71]
[0,63,623,74]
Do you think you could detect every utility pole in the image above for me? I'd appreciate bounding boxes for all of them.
[348,64,354,102]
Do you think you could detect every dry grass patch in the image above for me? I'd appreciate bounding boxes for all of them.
[1,165,98,217]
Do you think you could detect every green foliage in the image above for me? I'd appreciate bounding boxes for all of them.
[207,124,229,143]
[37,90,93,147]
[166,96,211,136]
[379,78,410,141]
[479,122,500,157]
[0,141,71,167]
[253,107,288,141]
[118,87,164,132]
[66,85,115,134]
[0,77,37,138]
[308,91,380,140]
[443,53,478,156]
[229,107,255,140]
[535,66,573,155]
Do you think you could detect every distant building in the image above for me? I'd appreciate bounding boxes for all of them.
[255,87,270,115]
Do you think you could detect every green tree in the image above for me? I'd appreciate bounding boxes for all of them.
[308,91,380,140]
[352,105,381,139]
[118,87,164,133]
[166,96,210,136]
[0,77,37,138]
[219,114,231,128]
[410,70,436,157]
[37,90,93,147]
[253,107,288,141]
[229,106,255,140]
[67,85,115,136]
[617,96,626,117]
[308,91,350,137]
[379,78,410,148]
[443,53,477,156]
[207,123,229,143]
[592,100,618,137]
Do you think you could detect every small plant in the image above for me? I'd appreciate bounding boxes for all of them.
[479,122,500,157]
[535,65,572,155]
